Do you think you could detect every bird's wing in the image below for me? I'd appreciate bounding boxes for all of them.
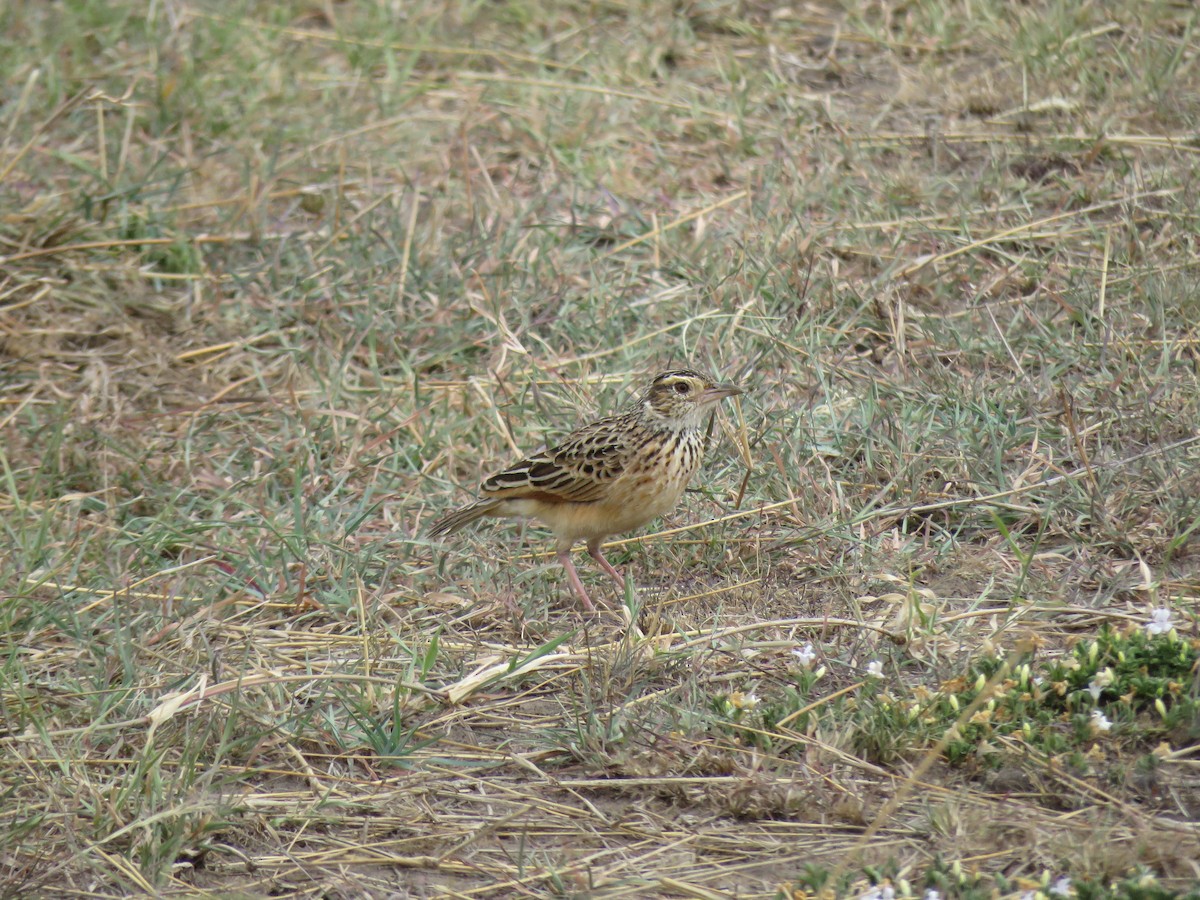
[480,416,632,503]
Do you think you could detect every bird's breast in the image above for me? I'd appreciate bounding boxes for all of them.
[599,430,705,526]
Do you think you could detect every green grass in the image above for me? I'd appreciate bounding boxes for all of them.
[3,0,1200,896]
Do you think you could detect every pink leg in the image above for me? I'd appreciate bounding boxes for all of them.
[556,550,597,612]
[587,539,626,594]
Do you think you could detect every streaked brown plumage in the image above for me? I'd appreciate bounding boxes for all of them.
[429,370,743,610]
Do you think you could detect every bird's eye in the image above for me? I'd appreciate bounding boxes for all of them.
[673,382,689,394]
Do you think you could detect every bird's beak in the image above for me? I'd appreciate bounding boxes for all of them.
[701,382,743,403]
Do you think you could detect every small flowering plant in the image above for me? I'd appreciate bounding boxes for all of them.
[878,607,1199,767]
[1044,619,1194,719]
[716,611,1195,768]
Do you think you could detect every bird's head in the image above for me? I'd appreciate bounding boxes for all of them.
[640,369,742,430]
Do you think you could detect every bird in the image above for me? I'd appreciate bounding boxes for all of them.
[428,369,743,611]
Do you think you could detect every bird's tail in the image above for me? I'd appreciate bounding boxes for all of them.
[427,499,500,538]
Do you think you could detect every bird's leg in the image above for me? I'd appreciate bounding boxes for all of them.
[556,549,597,612]
[587,538,627,595]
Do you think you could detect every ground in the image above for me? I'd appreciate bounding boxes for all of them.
[2,1,1200,898]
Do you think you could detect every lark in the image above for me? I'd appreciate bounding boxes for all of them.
[428,370,743,610]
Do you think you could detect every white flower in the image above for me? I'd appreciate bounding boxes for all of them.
[866,660,884,678]
[730,691,759,711]
[1019,892,1037,900]
[924,890,941,900]
[1145,607,1173,635]
[860,885,894,900]
[1050,875,1072,896]
[1090,709,1112,733]
[792,642,817,667]
[1087,667,1113,701]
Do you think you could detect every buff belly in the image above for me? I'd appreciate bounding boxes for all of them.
[496,449,700,545]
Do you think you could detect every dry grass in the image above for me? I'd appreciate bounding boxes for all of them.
[3,0,1200,897]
